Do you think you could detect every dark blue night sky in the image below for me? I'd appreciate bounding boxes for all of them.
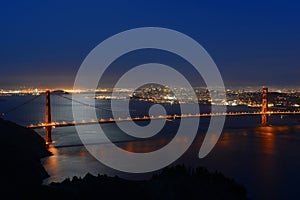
[1,0,300,88]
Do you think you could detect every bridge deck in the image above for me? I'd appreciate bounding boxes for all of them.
[27,111,300,129]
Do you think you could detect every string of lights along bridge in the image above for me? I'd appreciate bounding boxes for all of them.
[22,88,300,144]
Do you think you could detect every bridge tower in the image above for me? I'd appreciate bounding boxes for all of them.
[45,90,52,144]
[261,87,269,126]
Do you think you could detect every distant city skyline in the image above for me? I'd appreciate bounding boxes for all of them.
[2,85,300,92]
[1,1,300,88]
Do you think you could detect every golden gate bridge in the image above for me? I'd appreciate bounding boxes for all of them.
[2,87,300,144]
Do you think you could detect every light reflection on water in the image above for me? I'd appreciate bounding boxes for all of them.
[39,122,300,200]
[198,125,300,200]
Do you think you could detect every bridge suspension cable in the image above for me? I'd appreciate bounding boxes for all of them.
[1,95,42,117]
[53,93,113,112]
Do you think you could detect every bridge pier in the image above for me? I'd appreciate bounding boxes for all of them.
[261,87,269,126]
[45,90,52,144]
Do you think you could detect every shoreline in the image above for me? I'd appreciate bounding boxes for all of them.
[1,117,248,199]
